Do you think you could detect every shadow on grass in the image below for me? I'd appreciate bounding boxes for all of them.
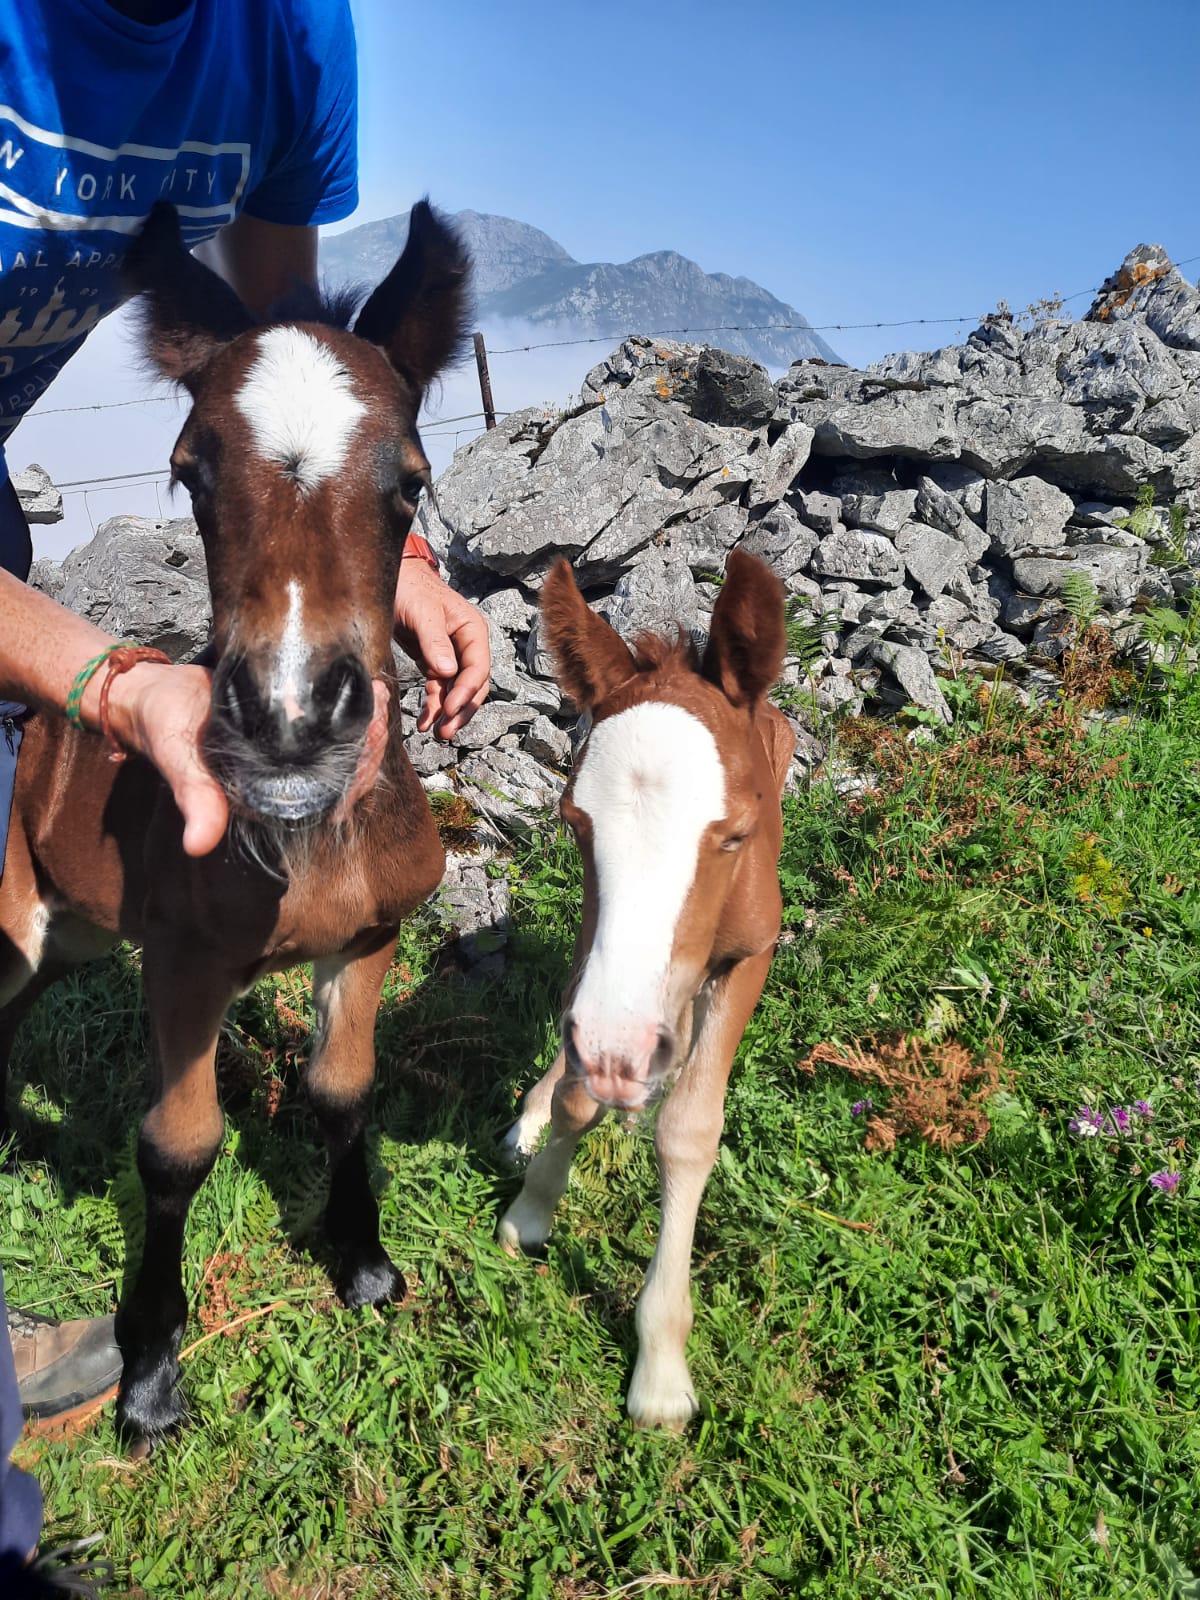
[3,913,575,1301]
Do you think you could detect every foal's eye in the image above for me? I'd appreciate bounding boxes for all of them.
[721,834,747,853]
[397,476,427,508]
[171,458,210,501]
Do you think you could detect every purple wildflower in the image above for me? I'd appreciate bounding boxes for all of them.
[1068,1106,1106,1138]
[1108,1106,1132,1135]
[1149,1170,1181,1194]
[851,1099,874,1118]
[1133,1100,1154,1121]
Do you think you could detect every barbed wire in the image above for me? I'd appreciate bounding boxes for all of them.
[31,393,184,419]
[27,249,1200,492]
[486,251,1200,356]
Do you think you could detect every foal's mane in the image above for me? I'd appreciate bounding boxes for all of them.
[262,282,368,331]
[629,629,701,677]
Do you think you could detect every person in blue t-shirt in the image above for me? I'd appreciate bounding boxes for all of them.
[0,3,491,1592]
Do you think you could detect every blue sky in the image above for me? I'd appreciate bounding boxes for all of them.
[352,0,1199,368]
[22,0,1200,556]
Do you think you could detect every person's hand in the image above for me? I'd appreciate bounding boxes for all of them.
[104,663,228,857]
[393,561,490,739]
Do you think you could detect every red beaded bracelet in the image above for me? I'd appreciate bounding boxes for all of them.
[401,532,439,571]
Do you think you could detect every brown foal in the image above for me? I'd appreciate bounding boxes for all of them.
[0,201,468,1446]
[500,550,793,1428]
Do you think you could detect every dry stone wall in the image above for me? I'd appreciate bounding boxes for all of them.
[24,245,1200,966]
[416,244,1199,738]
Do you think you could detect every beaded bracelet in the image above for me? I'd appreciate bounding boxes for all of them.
[65,641,172,762]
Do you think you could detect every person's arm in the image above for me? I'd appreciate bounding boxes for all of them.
[0,570,226,856]
[194,214,318,317]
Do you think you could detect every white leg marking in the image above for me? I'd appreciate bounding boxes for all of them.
[498,1128,581,1251]
[626,1165,705,1429]
[235,326,365,493]
[499,1072,606,1252]
[626,981,733,1429]
[501,1053,565,1165]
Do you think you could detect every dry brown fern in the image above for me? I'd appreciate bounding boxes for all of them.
[798,1034,1010,1152]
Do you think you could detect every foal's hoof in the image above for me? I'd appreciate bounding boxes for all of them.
[116,1361,187,1454]
[497,1195,552,1254]
[626,1361,699,1432]
[336,1252,405,1310]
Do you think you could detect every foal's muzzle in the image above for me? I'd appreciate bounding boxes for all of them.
[206,652,375,822]
[564,1011,677,1112]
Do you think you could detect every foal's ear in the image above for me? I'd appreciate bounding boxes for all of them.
[701,549,787,709]
[352,199,471,398]
[541,560,637,711]
[122,203,254,390]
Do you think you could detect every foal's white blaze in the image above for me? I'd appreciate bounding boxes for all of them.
[235,327,365,493]
[271,580,309,721]
[571,703,726,1070]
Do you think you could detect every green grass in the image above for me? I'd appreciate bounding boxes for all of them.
[4,670,1200,1598]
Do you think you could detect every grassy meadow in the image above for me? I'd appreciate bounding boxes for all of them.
[4,640,1200,1598]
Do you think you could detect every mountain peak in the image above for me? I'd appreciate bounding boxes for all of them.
[320,209,841,368]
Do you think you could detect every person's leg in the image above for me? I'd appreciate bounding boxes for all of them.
[0,1264,43,1583]
[0,468,122,1432]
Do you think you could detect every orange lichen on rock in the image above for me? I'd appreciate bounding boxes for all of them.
[1094,258,1171,319]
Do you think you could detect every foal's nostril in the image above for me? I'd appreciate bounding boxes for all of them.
[652,1025,676,1075]
[315,655,373,740]
[214,658,262,738]
[563,1012,580,1065]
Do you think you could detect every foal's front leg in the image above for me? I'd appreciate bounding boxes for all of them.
[117,932,230,1444]
[627,949,773,1430]
[307,941,405,1308]
[501,1047,566,1163]
[498,1068,606,1251]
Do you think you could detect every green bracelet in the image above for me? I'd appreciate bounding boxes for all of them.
[65,642,130,730]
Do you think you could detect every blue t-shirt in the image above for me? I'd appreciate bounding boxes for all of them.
[0,0,358,455]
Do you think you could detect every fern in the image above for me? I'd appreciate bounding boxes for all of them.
[1115,482,1190,565]
[784,594,833,672]
[1062,572,1101,633]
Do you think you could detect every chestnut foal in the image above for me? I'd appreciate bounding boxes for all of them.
[500,551,794,1428]
[0,201,467,1445]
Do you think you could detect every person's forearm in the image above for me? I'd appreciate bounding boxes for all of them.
[195,215,318,318]
[0,568,157,733]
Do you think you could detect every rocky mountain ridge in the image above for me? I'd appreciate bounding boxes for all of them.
[320,209,841,369]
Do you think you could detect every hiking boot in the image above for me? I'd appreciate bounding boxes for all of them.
[9,1309,122,1422]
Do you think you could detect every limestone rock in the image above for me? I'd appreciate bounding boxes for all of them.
[673,347,777,429]
[985,476,1075,556]
[870,639,952,723]
[895,521,971,599]
[603,549,699,641]
[841,487,918,536]
[455,746,564,836]
[811,529,904,585]
[12,463,62,524]
[53,515,210,660]
[1012,545,1148,607]
[814,393,960,461]
[740,501,819,579]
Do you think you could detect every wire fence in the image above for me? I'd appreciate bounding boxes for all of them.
[25,248,1200,497]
